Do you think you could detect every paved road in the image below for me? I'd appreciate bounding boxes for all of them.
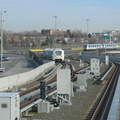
[0,50,82,78]
[0,54,38,77]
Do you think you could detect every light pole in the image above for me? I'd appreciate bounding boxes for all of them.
[86,19,90,43]
[0,11,6,68]
[53,16,57,48]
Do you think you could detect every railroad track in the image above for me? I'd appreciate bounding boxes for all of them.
[20,56,118,119]
[20,62,77,111]
[84,62,120,120]
[20,56,116,118]
[20,63,61,109]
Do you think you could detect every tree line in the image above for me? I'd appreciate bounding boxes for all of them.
[1,29,120,50]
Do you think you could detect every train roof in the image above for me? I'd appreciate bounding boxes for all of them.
[84,43,118,45]
[44,48,63,51]
[102,43,118,45]
[44,48,54,51]
[83,44,102,45]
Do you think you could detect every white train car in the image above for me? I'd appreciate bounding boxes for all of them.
[83,44,103,50]
[102,44,118,49]
[83,44,118,50]
[42,48,64,61]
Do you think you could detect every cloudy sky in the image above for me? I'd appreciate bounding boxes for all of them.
[0,0,120,32]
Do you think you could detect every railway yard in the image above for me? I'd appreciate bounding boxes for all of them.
[20,50,112,120]
[1,49,120,120]
[30,63,106,120]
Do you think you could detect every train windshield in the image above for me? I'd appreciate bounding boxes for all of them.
[55,51,62,55]
[83,45,87,48]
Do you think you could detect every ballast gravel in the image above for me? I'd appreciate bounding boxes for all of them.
[30,60,107,120]
[32,78,103,120]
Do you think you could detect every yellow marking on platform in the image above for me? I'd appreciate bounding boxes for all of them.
[71,48,83,50]
[29,49,43,52]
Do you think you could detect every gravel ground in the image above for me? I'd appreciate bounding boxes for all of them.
[30,60,106,120]
[32,80,103,120]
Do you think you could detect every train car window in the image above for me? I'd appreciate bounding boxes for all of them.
[1,103,7,108]
[84,45,87,48]
[55,51,62,55]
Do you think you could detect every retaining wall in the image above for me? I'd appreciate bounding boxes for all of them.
[0,61,55,91]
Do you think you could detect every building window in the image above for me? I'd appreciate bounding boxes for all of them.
[1,103,7,108]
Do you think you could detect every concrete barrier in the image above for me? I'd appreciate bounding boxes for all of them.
[0,61,55,91]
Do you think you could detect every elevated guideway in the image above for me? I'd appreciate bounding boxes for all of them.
[102,50,120,54]
[107,62,120,120]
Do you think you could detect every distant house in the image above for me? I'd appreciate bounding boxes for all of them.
[41,29,66,36]
[41,29,53,35]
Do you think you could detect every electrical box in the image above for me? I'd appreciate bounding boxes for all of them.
[0,92,20,120]
[77,74,87,87]
[57,69,71,94]
[57,69,72,105]
[91,58,100,75]
[105,55,109,65]
[38,101,51,113]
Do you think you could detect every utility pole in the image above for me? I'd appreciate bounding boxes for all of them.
[53,16,57,48]
[86,19,90,43]
[0,11,6,69]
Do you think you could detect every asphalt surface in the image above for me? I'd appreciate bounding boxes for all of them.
[0,54,38,77]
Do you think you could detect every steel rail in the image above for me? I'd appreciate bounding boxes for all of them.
[20,59,89,113]
[99,63,119,120]
[86,62,119,120]
[20,63,65,112]
[20,62,76,112]
[100,61,114,81]
[20,63,61,97]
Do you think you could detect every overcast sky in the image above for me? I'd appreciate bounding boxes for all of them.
[0,0,120,33]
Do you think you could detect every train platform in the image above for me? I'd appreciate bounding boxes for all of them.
[107,72,120,120]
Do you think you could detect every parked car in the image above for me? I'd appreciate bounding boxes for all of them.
[0,67,5,72]
[0,56,10,61]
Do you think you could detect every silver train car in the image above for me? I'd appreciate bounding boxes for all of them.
[83,44,118,50]
[42,48,64,61]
